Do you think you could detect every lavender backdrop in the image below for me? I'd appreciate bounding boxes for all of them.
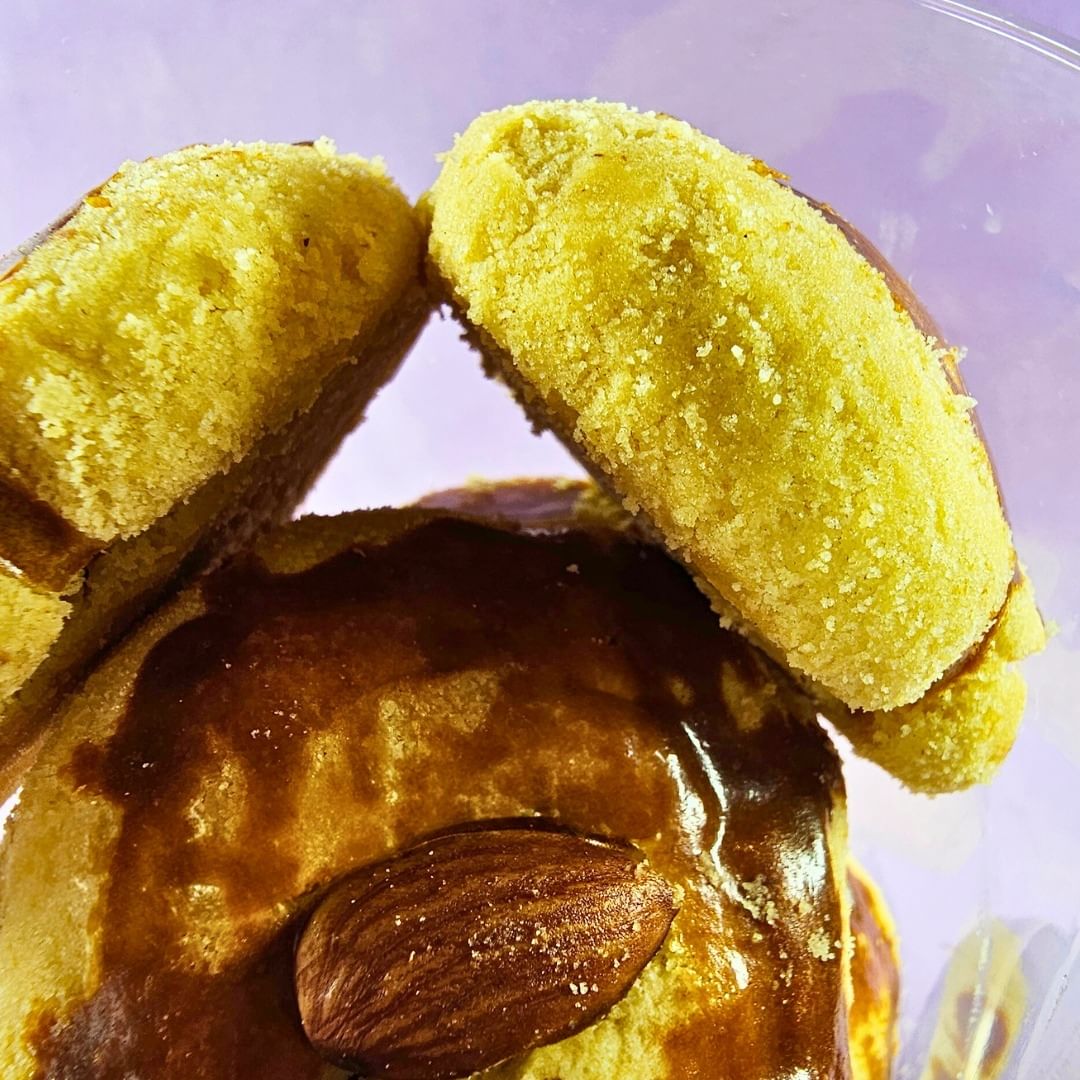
[1009,0,1080,38]
[2,1,1078,1073]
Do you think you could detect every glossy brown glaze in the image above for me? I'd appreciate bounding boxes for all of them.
[955,992,1011,1074]
[0,473,102,593]
[417,478,594,531]
[927,997,1011,1080]
[31,516,849,1078]
[848,870,900,1080]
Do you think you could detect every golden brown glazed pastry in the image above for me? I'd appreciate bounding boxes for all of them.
[423,99,1046,793]
[0,486,896,1078]
[0,139,428,787]
[847,862,900,1080]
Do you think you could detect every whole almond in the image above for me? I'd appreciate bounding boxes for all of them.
[294,824,678,1078]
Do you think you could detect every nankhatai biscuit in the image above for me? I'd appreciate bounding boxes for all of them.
[0,486,896,1078]
[424,99,1045,791]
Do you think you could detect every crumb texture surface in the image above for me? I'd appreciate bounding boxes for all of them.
[426,99,1017,712]
[0,138,421,541]
[832,571,1047,793]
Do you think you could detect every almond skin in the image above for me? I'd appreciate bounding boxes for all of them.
[294,824,678,1078]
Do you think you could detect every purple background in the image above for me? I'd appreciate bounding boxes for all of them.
[1011,0,1080,38]
[3,2,1079,1073]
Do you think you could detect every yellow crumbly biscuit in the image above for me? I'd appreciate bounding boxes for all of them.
[424,99,1044,791]
[0,139,428,781]
[831,570,1046,792]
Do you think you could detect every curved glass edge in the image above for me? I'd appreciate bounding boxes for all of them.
[919,0,1080,66]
